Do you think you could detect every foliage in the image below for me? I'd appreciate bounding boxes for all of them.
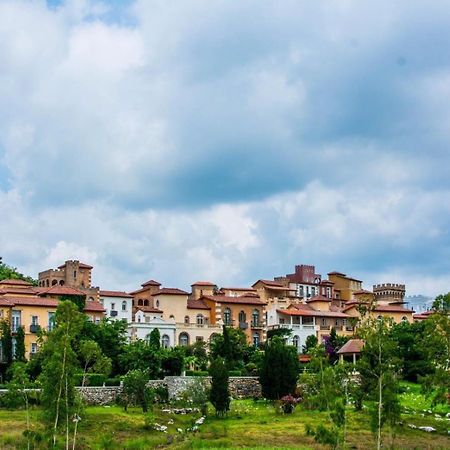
[77,339,112,386]
[118,340,162,379]
[421,293,450,405]
[259,336,299,400]
[209,357,230,416]
[324,327,348,364]
[59,294,86,313]
[148,328,161,350]
[39,301,84,446]
[279,394,300,414]
[266,327,292,340]
[302,334,318,354]
[0,258,37,285]
[161,347,185,376]
[0,320,13,374]
[210,326,248,370]
[14,326,26,362]
[122,369,152,413]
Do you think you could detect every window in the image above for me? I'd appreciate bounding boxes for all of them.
[253,334,260,347]
[100,299,104,305]
[311,287,316,296]
[31,316,39,326]
[298,285,304,296]
[31,343,38,354]
[179,333,189,346]
[401,316,408,322]
[184,316,190,325]
[169,314,175,320]
[196,314,204,326]
[122,301,127,311]
[196,336,204,342]
[223,308,232,326]
[279,318,285,324]
[252,309,260,327]
[156,300,160,308]
[12,338,17,358]
[138,299,143,306]
[73,270,77,279]
[161,334,170,348]
[238,310,246,323]
[12,310,21,332]
[52,279,57,286]
[111,303,116,311]
[48,312,55,331]
[292,335,299,348]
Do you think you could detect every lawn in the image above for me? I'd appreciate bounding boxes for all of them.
[0,385,448,449]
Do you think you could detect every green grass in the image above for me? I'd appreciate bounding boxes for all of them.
[0,387,448,449]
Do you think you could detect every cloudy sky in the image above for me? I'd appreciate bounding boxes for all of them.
[1,0,449,296]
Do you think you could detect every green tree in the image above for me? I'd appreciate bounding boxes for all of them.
[0,258,37,285]
[119,340,162,379]
[59,294,86,313]
[302,334,318,354]
[161,347,185,376]
[39,301,84,447]
[122,369,152,412]
[0,320,13,375]
[209,357,230,416]
[149,328,161,350]
[357,317,401,450]
[421,293,450,405]
[210,326,248,369]
[260,336,299,400]
[15,326,26,362]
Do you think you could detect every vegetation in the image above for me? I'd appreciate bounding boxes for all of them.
[209,357,230,416]
[0,258,37,285]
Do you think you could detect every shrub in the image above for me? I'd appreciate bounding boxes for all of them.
[154,385,169,403]
[105,378,121,386]
[209,357,230,417]
[280,394,301,414]
[185,370,209,377]
[229,370,242,377]
[74,373,107,386]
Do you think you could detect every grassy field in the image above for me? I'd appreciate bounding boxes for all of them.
[0,385,448,449]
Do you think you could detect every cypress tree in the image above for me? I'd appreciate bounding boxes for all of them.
[15,326,26,362]
[209,357,230,416]
[1,320,13,367]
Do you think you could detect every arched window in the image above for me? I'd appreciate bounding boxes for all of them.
[156,300,160,308]
[223,308,232,326]
[161,334,170,348]
[46,279,49,287]
[238,310,246,324]
[169,314,175,320]
[196,314,204,326]
[144,299,149,306]
[252,309,260,327]
[401,316,408,322]
[138,299,143,306]
[179,333,189,346]
[122,301,127,311]
[51,280,57,286]
[184,316,190,325]
[59,280,64,286]
[292,335,299,349]
[253,333,260,347]
[88,297,94,302]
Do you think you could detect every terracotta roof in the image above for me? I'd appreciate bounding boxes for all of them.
[342,301,368,312]
[277,304,350,318]
[58,261,93,269]
[373,305,414,313]
[253,279,285,288]
[0,279,33,286]
[187,298,211,310]
[141,279,161,287]
[99,290,133,298]
[135,306,163,314]
[220,287,256,292]
[0,287,38,295]
[320,280,334,285]
[153,288,189,296]
[128,287,149,295]
[84,301,105,312]
[337,339,364,355]
[0,296,59,307]
[203,294,265,306]
[191,281,216,286]
[39,286,87,297]
[306,295,331,303]
[328,271,362,283]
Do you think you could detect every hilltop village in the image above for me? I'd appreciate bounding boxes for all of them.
[0,260,421,359]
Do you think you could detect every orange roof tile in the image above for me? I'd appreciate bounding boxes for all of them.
[153,288,189,296]
[84,301,105,312]
[203,294,265,306]
[191,281,216,286]
[0,279,33,286]
[187,298,211,310]
[337,339,365,354]
[0,296,59,307]
[141,279,161,287]
[99,290,133,298]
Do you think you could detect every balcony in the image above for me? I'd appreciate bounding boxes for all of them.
[320,325,331,331]
[239,322,248,330]
[29,324,41,333]
[251,321,263,329]
[110,310,118,317]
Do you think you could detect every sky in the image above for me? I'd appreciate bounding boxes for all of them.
[0,0,449,296]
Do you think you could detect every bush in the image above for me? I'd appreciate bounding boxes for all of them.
[105,378,121,386]
[154,385,169,403]
[229,370,242,377]
[185,370,209,377]
[74,373,107,386]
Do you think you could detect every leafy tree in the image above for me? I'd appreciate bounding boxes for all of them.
[15,326,26,362]
[210,326,248,369]
[39,301,84,447]
[324,327,348,364]
[149,328,161,350]
[123,369,152,412]
[302,334,318,354]
[357,317,401,450]
[0,258,37,285]
[260,336,299,400]
[59,294,86,313]
[0,320,13,375]
[209,357,230,416]
[421,293,450,405]
[77,340,112,385]
[266,327,292,340]
[119,340,162,379]
[162,347,185,376]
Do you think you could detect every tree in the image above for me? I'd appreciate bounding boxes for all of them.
[357,317,401,450]
[149,328,161,350]
[59,294,86,313]
[0,259,37,285]
[210,326,248,369]
[15,326,26,362]
[118,340,162,379]
[302,334,318,354]
[161,347,185,376]
[260,336,299,400]
[266,327,292,341]
[39,301,84,447]
[0,320,13,376]
[209,357,230,416]
[324,328,349,364]
[421,293,450,405]
[122,369,152,412]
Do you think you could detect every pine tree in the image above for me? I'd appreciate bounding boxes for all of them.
[15,326,26,362]
[149,328,161,350]
[209,357,230,416]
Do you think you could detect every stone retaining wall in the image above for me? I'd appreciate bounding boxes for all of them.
[0,377,262,405]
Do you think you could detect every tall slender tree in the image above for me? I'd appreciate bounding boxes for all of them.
[15,326,26,362]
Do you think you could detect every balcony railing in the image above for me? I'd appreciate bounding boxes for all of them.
[239,322,248,329]
[29,324,41,333]
[320,325,331,331]
[251,321,263,329]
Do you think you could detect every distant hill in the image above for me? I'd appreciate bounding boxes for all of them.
[0,257,37,286]
[405,294,434,313]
